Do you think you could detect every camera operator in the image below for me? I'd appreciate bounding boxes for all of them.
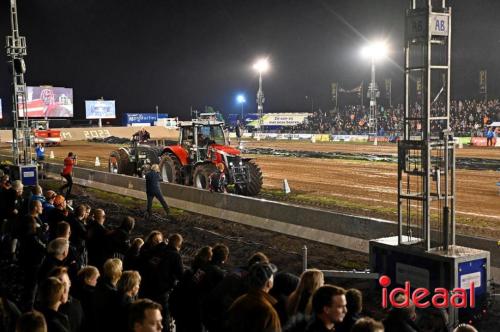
[60,152,77,198]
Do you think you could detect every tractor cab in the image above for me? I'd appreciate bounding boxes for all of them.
[178,120,228,163]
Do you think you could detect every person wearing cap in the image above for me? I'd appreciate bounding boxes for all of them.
[60,152,76,198]
[227,262,281,332]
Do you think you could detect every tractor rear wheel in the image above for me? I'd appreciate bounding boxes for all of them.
[109,150,133,174]
[193,163,217,190]
[136,146,161,177]
[236,161,263,196]
[118,149,135,175]
[159,152,183,184]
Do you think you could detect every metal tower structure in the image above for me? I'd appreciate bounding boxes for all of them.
[6,0,32,165]
[398,0,454,251]
[256,72,265,130]
[367,62,379,140]
[372,3,489,328]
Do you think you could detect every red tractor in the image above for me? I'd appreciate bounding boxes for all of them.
[159,120,263,196]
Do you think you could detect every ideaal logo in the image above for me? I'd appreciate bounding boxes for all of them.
[379,275,475,309]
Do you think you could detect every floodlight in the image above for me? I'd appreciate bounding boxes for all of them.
[236,94,246,104]
[361,41,388,60]
[253,58,270,73]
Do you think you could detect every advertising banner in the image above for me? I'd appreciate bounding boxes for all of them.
[123,113,169,126]
[20,86,73,118]
[246,113,311,127]
[85,100,116,119]
[471,137,496,147]
[331,135,369,142]
[313,134,331,142]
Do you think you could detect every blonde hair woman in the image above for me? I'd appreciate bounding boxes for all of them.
[103,258,123,287]
[287,269,324,317]
[117,270,141,300]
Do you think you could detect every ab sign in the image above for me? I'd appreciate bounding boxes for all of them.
[407,13,449,39]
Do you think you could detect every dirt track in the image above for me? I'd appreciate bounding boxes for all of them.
[1,141,498,238]
[242,140,500,159]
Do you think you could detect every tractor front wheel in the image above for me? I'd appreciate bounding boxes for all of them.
[159,152,183,184]
[236,161,263,196]
[193,163,217,190]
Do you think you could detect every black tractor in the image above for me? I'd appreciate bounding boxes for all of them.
[108,137,162,178]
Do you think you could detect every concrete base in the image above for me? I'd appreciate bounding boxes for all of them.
[0,126,178,142]
[370,236,490,327]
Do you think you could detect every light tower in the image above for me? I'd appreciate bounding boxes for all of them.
[6,0,32,165]
[361,41,388,145]
[236,94,246,120]
[370,1,490,326]
[253,58,269,131]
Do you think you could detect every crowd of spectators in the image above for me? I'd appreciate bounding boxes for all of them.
[288,99,500,137]
[0,172,483,331]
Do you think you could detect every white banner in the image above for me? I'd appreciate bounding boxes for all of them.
[247,113,312,127]
[330,135,368,142]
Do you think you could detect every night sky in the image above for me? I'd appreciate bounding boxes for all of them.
[1,0,499,122]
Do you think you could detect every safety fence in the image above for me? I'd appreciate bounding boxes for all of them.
[0,153,496,280]
[32,160,498,281]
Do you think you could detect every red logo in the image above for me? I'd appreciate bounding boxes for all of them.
[379,275,475,309]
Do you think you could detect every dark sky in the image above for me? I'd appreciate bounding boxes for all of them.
[1,0,499,121]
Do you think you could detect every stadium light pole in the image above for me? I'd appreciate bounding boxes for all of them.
[236,94,246,120]
[154,105,159,127]
[305,95,314,112]
[253,58,269,132]
[361,41,388,145]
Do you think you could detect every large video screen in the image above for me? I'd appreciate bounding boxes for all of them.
[19,86,74,118]
[85,100,116,119]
